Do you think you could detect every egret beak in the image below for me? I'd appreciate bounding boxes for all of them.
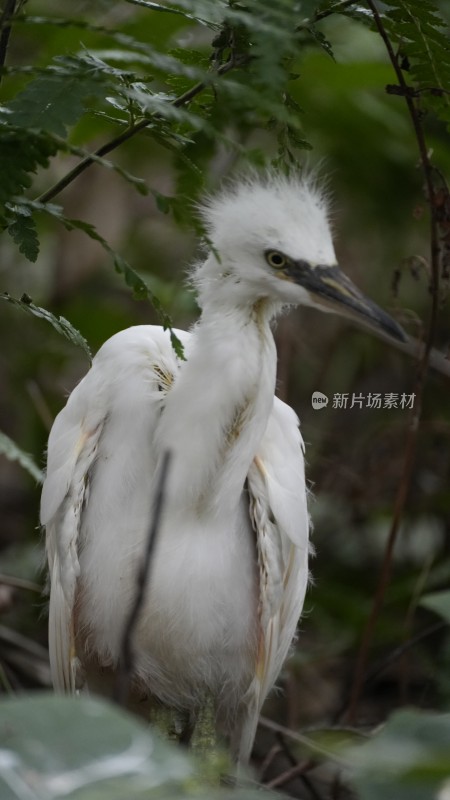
[289,261,407,343]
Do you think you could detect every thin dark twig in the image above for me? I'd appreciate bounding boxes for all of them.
[365,619,447,687]
[264,758,320,800]
[259,743,283,778]
[0,0,17,84]
[343,0,441,724]
[0,573,42,593]
[259,717,347,765]
[114,450,171,707]
[264,731,321,798]
[37,56,247,205]
[335,619,447,722]
[274,731,298,767]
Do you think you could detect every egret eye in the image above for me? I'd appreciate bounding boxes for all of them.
[265,250,287,270]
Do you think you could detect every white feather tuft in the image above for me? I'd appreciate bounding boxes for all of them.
[191,170,336,312]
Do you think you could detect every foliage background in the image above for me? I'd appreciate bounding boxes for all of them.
[0,1,450,797]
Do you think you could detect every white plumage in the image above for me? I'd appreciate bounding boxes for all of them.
[41,173,405,762]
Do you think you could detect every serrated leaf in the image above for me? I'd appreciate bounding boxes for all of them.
[113,252,153,299]
[0,127,57,208]
[122,84,210,131]
[0,431,43,483]
[0,292,92,362]
[381,1,450,127]
[124,0,214,26]
[152,189,173,214]
[6,209,39,262]
[306,26,335,59]
[113,254,186,359]
[20,201,186,361]
[21,14,210,65]
[126,0,221,27]
[6,54,110,137]
[169,329,186,360]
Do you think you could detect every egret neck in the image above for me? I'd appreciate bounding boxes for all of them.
[156,279,281,519]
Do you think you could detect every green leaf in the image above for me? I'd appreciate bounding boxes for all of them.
[0,693,272,799]
[4,50,121,134]
[305,26,335,60]
[19,15,210,69]
[6,207,39,262]
[420,590,450,622]
[0,431,43,484]
[113,254,186,360]
[120,84,210,132]
[124,0,214,26]
[343,709,450,800]
[113,252,155,300]
[19,201,186,361]
[0,292,92,362]
[169,329,186,360]
[0,127,57,209]
[151,189,173,214]
[380,1,450,127]
[0,694,192,798]
[6,58,107,137]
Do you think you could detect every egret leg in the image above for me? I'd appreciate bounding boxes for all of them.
[190,694,217,754]
[189,695,232,783]
[151,703,193,744]
[152,697,229,782]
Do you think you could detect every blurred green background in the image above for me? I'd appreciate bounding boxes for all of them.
[0,2,449,788]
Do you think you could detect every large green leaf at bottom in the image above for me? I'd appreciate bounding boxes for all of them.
[344,708,450,800]
[0,693,275,799]
[0,694,191,800]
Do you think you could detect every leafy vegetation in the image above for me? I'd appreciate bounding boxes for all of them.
[0,1,449,798]
[1,291,92,360]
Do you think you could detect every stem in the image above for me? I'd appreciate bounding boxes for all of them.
[37,57,246,205]
[37,120,150,204]
[0,573,42,593]
[0,0,17,84]
[343,0,441,724]
[313,0,359,24]
[113,451,171,707]
[259,717,351,765]
[365,620,447,687]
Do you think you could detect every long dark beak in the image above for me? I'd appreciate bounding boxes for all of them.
[289,261,407,343]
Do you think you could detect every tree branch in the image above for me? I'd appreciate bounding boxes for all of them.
[0,0,17,85]
[37,56,247,205]
[343,0,442,725]
[313,0,359,24]
[259,717,354,765]
[113,451,171,707]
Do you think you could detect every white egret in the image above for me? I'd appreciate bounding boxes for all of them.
[41,173,405,763]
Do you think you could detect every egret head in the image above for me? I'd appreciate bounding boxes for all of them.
[194,172,406,342]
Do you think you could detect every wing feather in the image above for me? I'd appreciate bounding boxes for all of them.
[42,325,189,693]
[238,397,310,761]
[44,412,104,692]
